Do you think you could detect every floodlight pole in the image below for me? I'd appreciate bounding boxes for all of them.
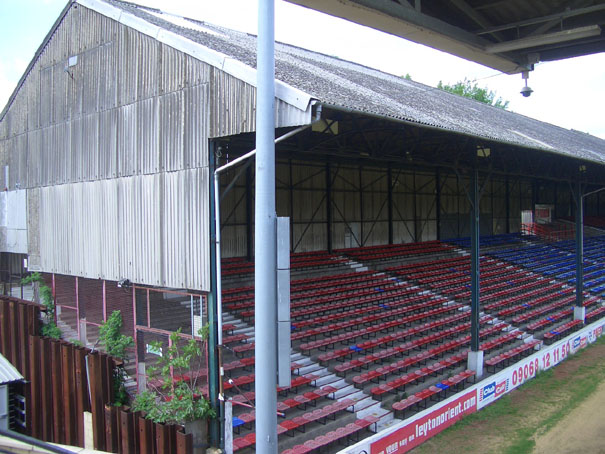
[255,0,278,452]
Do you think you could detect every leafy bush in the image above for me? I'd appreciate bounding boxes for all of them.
[99,310,134,406]
[132,327,216,424]
[21,272,61,339]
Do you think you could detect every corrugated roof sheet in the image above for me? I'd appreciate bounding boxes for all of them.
[95,0,605,165]
[0,353,24,385]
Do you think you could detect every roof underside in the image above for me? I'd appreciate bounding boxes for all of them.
[286,0,605,74]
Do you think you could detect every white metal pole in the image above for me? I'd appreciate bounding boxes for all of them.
[214,172,223,346]
[255,0,278,451]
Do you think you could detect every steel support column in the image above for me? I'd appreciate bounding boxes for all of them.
[246,166,253,261]
[575,179,584,310]
[470,168,480,352]
[255,1,278,452]
[326,162,333,253]
[468,167,483,377]
[505,175,510,234]
[387,168,393,244]
[435,168,441,240]
[207,147,222,447]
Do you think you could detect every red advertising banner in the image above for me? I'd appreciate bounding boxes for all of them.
[370,389,477,454]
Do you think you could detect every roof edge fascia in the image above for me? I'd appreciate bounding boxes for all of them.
[320,102,605,168]
[77,0,312,111]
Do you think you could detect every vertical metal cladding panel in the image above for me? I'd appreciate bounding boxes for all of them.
[137,97,160,175]
[82,114,100,180]
[40,185,70,274]
[71,118,83,183]
[39,67,53,128]
[27,129,43,189]
[27,188,41,266]
[69,5,82,55]
[188,167,209,291]
[0,116,7,140]
[98,109,118,179]
[275,98,312,129]
[159,91,184,173]
[117,26,139,107]
[7,134,27,190]
[98,42,118,112]
[66,56,83,121]
[162,168,210,291]
[117,103,138,177]
[53,122,70,186]
[0,140,6,189]
[10,87,27,137]
[163,171,186,288]
[160,44,186,95]
[183,84,209,169]
[99,179,120,281]
[210,69,310,138]
[27,67,41,132]
[185,55,211,87]
[81,47,101,116]
[137,35,159,101]
[210,70,256,138]
[53,63,68,126]
[118,174,162,286]
[138,173,163,286]
[78,5,104,51]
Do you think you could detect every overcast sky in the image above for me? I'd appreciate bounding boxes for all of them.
[1,0,604,139]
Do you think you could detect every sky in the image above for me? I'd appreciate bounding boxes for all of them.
[1,0,604,139]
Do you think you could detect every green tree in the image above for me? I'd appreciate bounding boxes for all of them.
[437,78,509,110]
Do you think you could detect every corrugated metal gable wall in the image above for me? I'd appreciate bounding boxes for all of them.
[0,4,213,291]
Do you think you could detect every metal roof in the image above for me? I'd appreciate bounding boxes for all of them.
[94,0,605,166]
[3,0,605,167]
[287,0,605,74]
[0,353,24,385]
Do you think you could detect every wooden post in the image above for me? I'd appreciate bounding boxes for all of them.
[138,416,153,454]
[89,353,107,451]
[61,343,77,445]
[74,347,88,446]
[156,423,171,454]
[27,336,41,439]
[177,430,193,454]
[119,408,136,454]
[39,338,53,441]
[104,405,119,453]
[9,301,18,367]
[17,303,29,374]
[50,340,65,443]
[0,302,9,356]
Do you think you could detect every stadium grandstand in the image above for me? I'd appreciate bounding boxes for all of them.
[0,1,605,453]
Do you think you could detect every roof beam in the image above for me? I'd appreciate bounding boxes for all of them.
[476,4,605,35]
[449,0,505,42]
[485,25,601,53]
[526,0,594,38]
[347,0,488,47]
